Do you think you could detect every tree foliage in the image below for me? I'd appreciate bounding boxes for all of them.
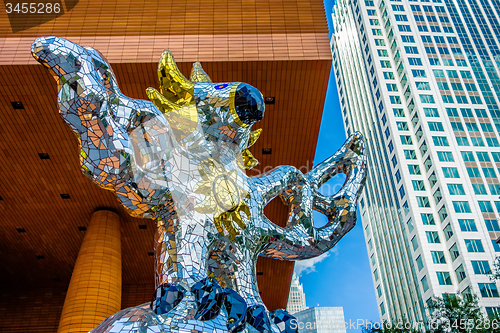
[363,293,500,333]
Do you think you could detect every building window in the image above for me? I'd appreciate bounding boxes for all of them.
[384,71,395,79]
[446,108,459,118]
[421,213,435,226]
[400,135,413,145]
[456,265,466,283]
[437,272,452,285]
[478,201,494,213]
[461,151,475,161]
[429,171,437,187]
[404,149,417,159]
[486,138,499,147]
[398,24,412,32]
[393,108,405,117]
[486,307,500,318]
[485,219,500,232]
[476,152,491,162]
[390,96,402,104]
[401,35,415,43]
[442,167,459,178]
[470,137,485,147]
[412,236,419,250]
[381,60,392,68]
[483,168,497,179]
[399,185,406,198]
[426,231,440,243]
[492,240,500,253]
[421,275,429,292]
[437,151,454,162]
[472,261,491,275]
[380,302,386,315]
[409,57,423,66]
[466,167,481,178]
[488,185,500,195]
[420,94,435,103]
[450,243,460,261]
[456,137,469,146]
[416,255,424,271]
[409,164,421,175]
[465,239,484,253]
[396,121,409,130]
[424,107,438,116]
[447,184,465,195]
[417,196,430,207]
[432,136,449,146]
[431,251,446,264]
[453,201,471,213]
[479,283,499,298]
[428,121,444,131]
[412,69,426,77]
[413,180,426,191]
[480,123,494,132]
[458,219,477,232]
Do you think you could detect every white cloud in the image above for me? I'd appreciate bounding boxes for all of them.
[294,248,338,277]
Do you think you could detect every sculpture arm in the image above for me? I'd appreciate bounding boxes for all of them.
[32,37,172,217]
[253,133,366,260]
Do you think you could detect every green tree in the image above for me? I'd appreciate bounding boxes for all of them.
[490,256,500,282]
[427,294,483,332]
[363,293,500,333]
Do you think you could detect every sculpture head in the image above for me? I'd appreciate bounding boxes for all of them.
[146,50,265,170]
[32,36,265,171]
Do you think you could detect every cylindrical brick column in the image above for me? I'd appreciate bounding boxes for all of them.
[57,210,122,333]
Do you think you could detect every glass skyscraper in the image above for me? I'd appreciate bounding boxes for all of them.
[332,0,500,323]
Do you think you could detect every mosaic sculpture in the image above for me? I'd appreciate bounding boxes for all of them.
[31,36,367,333]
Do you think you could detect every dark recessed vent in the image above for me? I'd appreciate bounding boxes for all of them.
[36,255,45,260]
[139,224,147,230]
[148,252,154,256]
[78,226,87,231]
[38,153,50,160]
[264,97,275,105]
[256,272,264,276]
[262,148,272,155]
[0,196,3,201]
[16,228,26,233]
[11,101,24,109]
[60,193,70,199]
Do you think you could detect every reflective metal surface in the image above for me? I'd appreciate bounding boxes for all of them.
[31,36,367,333]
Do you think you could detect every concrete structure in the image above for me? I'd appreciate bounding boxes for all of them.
[331,0,500,323]
[294,307,347,333]
[0,1,332,331]
[286,273,308,314]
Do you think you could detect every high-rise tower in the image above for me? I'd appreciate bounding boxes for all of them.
[332,0,500,322]
[287,273,308,314]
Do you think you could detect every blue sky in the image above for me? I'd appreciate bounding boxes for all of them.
[290,1,381,331]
